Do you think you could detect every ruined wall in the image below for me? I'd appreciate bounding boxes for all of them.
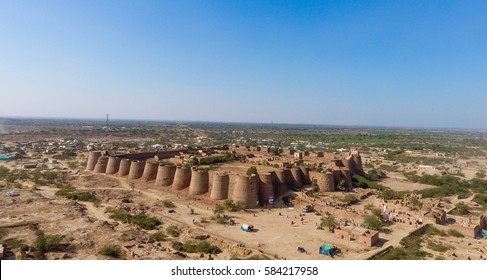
[299,166,311,185]
[86,151,102,171]
[172,166,192,191]
[117,150,187,161]
[334,228,351,241]
[128,161,145,180]
[350,150,364,175]
[155,165,176,187]
[118,159,132,177]
[326,171,336,192]
[274,169,289,197]
[210,173,229,200]
[450,224,481,239]
[94,156,109,173]
[232,175,259,208]
[258,172,274,205]
[340,168,353,190]
[189,170,209,196]
[332,170,341,186]
[106,157,122,175]
[283,169,294,189]
[343,158,352,172]
[290,168,303,189]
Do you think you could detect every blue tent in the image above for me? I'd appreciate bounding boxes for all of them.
[482,230,487,238]
[319,244,336,256]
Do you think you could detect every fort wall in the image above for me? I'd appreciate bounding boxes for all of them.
[118,159,132,177]
[93,156,109,173]
[274,169,289,197]
[258,172,275,205]
[86,151,102,171]
[155,165,176,187]
[189,170,209,196]
[141,161,158,181]
[290,168,303,189]
[210,173,229,200]
[172,166,192,191]
[299,166,311,185]
[128,161,145,180]
[232,175,259,208]
[106,156,121,175]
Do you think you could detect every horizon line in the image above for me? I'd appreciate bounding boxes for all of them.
[1,115,486,132]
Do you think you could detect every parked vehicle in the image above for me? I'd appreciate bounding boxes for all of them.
[241,224,254,232]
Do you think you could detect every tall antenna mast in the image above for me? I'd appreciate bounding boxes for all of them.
[106,114,109,127]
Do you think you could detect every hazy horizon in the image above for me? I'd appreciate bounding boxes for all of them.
[1,1,486,129]
[1,115,486,132]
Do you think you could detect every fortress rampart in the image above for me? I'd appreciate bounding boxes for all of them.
[189,170,209,196]
[155,165,176,187]
[210,173,230,200]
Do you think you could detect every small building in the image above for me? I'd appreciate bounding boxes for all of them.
[447,214,484,238]
[422,207,447,225]
[334,226,379,247]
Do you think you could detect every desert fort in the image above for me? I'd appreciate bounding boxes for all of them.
[1,119,486,260]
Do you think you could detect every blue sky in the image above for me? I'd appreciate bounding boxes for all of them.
[0,0,486,128]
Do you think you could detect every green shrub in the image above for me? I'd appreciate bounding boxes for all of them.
[223,199,245,211]
[364,215,384,231]
[321,215,338,232]
[427,240,448,252]
[374,235,428,260]
[213,205,225,215]
[32,234,63,253]
[198,153,236,165]
[131,214,161,230]
[399,236,423,249]
[472,194,487,208]
[475,170,486,179]
[107,208,131,222]
[99,245,123,258]
[55,187,100,205]
[340,194,358,205]
[171,240,183,251]
[179,241,222,254]
[424,225,446,237]
[373,247,428,260]
[245,254,271,260]
[447,229,464,238]
[166,225,181,237]
[0,227,8,240]
[162,200,176,208]
[107,208,161,230]
[149,231,167,242]
[4,238,25,249]
[470,179,487,193]
[450,202,470,216]
[246,166,257,176]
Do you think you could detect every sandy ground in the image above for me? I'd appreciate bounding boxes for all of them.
[380,178,437,192]
[1,168,486,260]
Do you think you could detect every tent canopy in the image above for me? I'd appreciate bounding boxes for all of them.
[319,244,336,256]
[320,244,334,251]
